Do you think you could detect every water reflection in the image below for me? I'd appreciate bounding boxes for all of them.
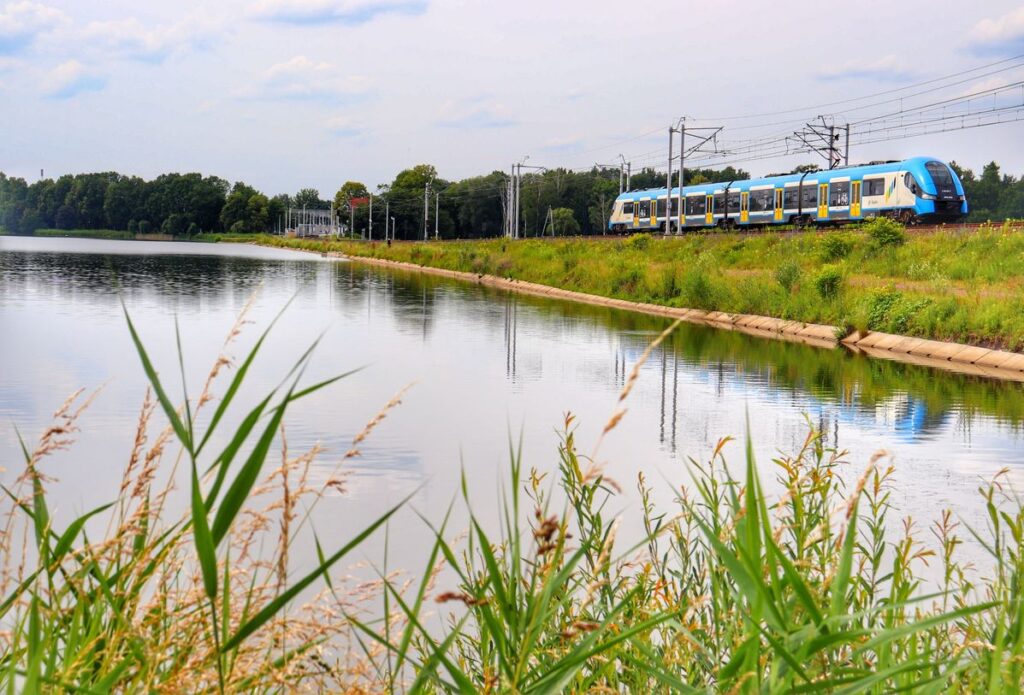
[2,237,1024,564]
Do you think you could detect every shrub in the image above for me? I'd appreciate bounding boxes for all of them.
[814,265,844,299]
[864,287,931,333]
[865,217,907,248]
[127,219,138,233]
[775,260,801,293]
[138,219,152,234]
[819,232,852,261]
[627,232,652,251]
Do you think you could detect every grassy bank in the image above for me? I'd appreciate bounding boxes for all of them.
[32,228,136,240]
[239,220,1024,351]
[4,310,1024,692]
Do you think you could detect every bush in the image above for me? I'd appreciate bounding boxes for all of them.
[865,217,906,248]
[138,219,152,234]
[814,265,844,299]
[627,232,652,251]
[819,232,852,261]
[864,287,931,333]
[775,260,801,293]
[127,219,138,233]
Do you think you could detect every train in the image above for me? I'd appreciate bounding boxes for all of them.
[607,156,967,232]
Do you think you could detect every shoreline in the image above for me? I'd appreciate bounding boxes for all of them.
[322,249,1024,383]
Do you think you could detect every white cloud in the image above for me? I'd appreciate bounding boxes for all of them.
[78,14,220,63]
[325,115,365,137]
[43,59,105,98]
[435,98,516,129]
[0,1,66,53]
[818,55,915,82]
[237,55,371,102]
[968,7,1024,54]
[248,0,427,25]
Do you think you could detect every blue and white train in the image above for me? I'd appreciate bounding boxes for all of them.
[607,156,967,232]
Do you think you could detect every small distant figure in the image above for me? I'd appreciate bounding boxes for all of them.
[387,238,392,247]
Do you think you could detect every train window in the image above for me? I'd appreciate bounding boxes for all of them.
[669,197,681,215]
[686,196,706,215]
[904,172,921,196]
[656,199,667,217]
[925,161,954,187]
[784,188,799,208]
[637,201,650,217]
[829,181,850,206]
[751,189,773,211]
[801,186,817,208]
[727,192,740,212]
[713,194,724,212]
[623,202,634,215]
[864,178,885,196]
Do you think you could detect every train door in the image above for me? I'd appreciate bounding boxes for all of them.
[649,199,657,228]
[705,195,713,225]
[817,183,829,219]
[774,189,783,222]
[740,192,749,224]
[851,181,862,217]
[632,201,639,228]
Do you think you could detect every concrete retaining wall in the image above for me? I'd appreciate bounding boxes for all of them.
[334,252,1024,383]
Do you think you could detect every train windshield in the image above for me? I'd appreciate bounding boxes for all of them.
[925,161,954,187]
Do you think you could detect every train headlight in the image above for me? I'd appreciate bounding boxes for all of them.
[919,192,937,200]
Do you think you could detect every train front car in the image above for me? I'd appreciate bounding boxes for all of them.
[904,158,968,222]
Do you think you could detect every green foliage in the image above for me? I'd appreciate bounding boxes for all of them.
[819,231,853,261]
[551,207,581,236]
[863,287,933,333]
[774,260,801,293]
[814,264,844,299]
[626,232,652,250]
[865,216,907,248]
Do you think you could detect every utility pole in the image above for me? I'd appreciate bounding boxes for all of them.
[666,124,674,233]
[384,200,389,241]
[677,120,684,233]
[434,192,439,240]
[369,194,373,240]
[391,216,395,241]
[674,121,723,232]
[789,116,849,169]
[349,202,354,239]
[423,182,430,240]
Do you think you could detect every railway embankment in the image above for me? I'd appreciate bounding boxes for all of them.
[230,220,1024,380]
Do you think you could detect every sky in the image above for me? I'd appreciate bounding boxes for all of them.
[2,0,1024,197]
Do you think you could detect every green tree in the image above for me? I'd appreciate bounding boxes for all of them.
[294,188,323,209]
[550,207,580,236]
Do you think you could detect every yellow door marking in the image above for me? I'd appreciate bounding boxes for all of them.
[818,183,828,219]
[740,191,749,224]
[774,189,783,222]
[705,195,713,225]
[851,181,861,217]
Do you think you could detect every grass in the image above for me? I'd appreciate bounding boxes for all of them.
[32,228,138,240]
[4,308,1024,692]
[230,219,1024,350]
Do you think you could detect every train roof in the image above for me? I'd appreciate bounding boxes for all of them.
[615,156,951,201]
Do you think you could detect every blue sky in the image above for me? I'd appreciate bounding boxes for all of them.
[2,0,1024,197]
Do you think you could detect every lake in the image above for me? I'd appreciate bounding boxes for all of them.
[2,235,1023,576]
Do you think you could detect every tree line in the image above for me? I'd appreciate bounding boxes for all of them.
[1,161,1021,239]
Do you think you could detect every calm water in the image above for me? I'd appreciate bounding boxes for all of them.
[2,235,1023,573]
